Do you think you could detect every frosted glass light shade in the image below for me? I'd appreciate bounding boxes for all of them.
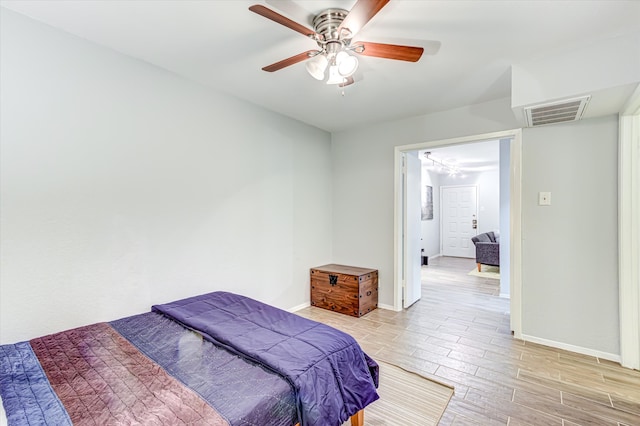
[325,65,345,85]
[306,55,328,80]
[336,51,358,77]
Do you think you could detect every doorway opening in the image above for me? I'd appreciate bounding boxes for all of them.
[394,129,522,337]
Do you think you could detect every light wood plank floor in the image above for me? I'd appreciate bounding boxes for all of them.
[297,256,640,425]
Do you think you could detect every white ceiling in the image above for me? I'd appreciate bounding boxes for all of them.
[2,0,640,132]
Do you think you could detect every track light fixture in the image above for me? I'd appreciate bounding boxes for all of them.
[424,152,460,176]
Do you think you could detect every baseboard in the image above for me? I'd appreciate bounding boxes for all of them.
[520,334,621,363]
[288,302,310,313]
[377,303,396,311]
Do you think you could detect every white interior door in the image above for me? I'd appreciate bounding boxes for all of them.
[441,185,478,258]
[403,152,422,308]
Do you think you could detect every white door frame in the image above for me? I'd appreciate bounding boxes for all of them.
[402,151,422,308]
[394,129,523,338]
[619,87,640,370]
[440,184,479,258]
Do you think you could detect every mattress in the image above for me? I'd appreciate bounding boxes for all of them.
[0,291,379,426]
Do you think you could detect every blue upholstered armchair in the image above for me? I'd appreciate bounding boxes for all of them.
[471,231,500,272]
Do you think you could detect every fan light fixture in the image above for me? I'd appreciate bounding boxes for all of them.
[249,2,425,89]
[306,55,328,80]
[303,9,359,86]
[306,48,358,84]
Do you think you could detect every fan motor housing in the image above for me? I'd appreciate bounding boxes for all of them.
[312,9,349,43]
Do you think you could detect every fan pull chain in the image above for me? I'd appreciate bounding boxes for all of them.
[338,78,346,97]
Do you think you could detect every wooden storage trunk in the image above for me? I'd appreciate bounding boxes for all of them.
[310,264,378,317]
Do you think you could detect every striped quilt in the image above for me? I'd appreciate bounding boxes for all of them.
[0,312,296,425]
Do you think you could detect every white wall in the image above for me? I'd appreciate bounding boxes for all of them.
[0,7,624,360]
[420,169,440,257]
[0,9,332,344]
[521,115,619,356]
[331,98,520,309]
[512,33,640,109]
[332,97,621,357]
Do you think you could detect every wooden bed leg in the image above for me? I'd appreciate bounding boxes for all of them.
[477,263,482,272]
[350,409,364,426]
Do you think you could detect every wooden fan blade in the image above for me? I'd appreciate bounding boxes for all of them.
[337,0,390,38]
[354,41,424,62]
[249,5,317,38]
[262,50,317,72]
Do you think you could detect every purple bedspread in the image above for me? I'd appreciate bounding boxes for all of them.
[152,291,379,426]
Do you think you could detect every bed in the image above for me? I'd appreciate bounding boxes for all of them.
[0,291,379,426]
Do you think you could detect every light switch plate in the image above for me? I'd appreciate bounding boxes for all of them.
[539,192,551,206]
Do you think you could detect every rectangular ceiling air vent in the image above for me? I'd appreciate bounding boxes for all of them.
[524,95,591,127]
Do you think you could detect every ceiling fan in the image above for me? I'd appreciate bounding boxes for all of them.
[249,0,424,87]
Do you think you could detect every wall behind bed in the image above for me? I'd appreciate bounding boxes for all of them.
[0,9,332,344]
